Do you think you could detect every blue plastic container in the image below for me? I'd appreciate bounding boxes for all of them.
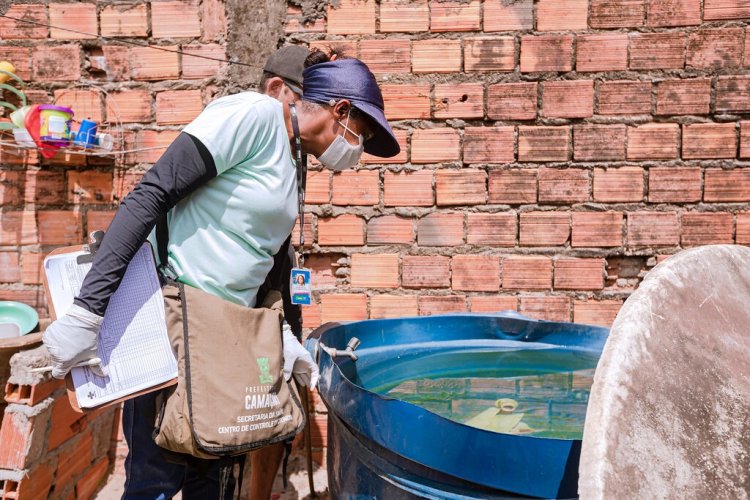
[306,312,609,499]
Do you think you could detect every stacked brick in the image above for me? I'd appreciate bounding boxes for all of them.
[284,0,750,329]
[0,348,118,498]
[0,0,228,313]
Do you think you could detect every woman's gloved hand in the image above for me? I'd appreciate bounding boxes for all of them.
[282,321,319,388]
[42,304,106,379]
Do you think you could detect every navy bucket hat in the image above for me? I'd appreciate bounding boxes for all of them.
[302,58,400,158]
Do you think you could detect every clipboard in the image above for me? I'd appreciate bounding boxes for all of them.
[43,231,177,413]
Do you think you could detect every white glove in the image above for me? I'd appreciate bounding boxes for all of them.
[282,321,319,388]
[42,304,106,379]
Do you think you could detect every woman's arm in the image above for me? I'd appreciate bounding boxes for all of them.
[74,132,216,316]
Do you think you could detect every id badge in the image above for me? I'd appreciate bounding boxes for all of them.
[290,267,312,305]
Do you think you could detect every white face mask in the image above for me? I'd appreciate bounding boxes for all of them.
[318,109,364,171]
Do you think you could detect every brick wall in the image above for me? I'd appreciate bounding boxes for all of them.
[284,0,750,329]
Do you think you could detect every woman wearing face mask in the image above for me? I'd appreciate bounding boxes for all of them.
[41,49,399,499]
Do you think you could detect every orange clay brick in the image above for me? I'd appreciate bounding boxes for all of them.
[0,211,37,245]
[703,0,750,20]
[367,215,414,245]
[519,211,569,247]
[627,211,680,248]
[151,1,201,38]
[682,123,737,159]
[574,124,627,161]
[318,215,365,246]
[466,213,516,246]
[49,3,97,40]
[66,171,113,205]
[37,211,82,245]
[0,47,32,80]
[308,40,357,57]
[433,84,484,119]
[536,0,588,31]
[736,212,750,244]
[402,255,450,288]
[100,4,149,37]
[487,82,537,120]
[381,84,431,120]
[648,167,702,203]
[202,0,227,41]
[86,210,116,233]
[332,170,379,206]
[470,296,518,313]
[573,300,623,327]
[107,90,152,123]
[463,127,514,164]
[429,0,481,32]
[411,129,461,164]
[704,169,750,202]
[327,0,376,35]
[417,212,464,246]
[379,0,429,32]
[520,35,574,73]
[412,39,462,73]
[483,0,533,31]
[681,212,733,246]
[384,170,434,207]
[285,6,325,34]
[24,171,65,205]
[464,37,515,72]
[518,126,570,162]
[0,4,47,39]
[435,169,487,206]
[554,258,605,291]
[520,296,570,322]
[686,28,743,69]
[590,0,644,28]
[102,45,131,81]
[155,90,203,125]
[597,80,652,115]
[305,170,331,205]
[538,168,589,205]
[716,76,750,113]
[134,130,180,164]
[362,130,407,164]
[350,254,399,288]
[627,124,679,160]
[32,45,81,82]
[0,253,20,283]
[655,79,711,115]
[742,122,750,159]
[320,294,368,322]
[418,295,467,315]
[571,212,623,248]
[130,46,180,81]
[488,170,537,205]
[502,256,552,290]
[647,0,700,26]
[370,295,419,319]
[576,34,628,72]
[629,33,686,70]
[593,167,644,203]
[53,90,103,123]
[451,255,500,292]
[21,252,45,285]
[358,39,411,74]
[541,80,594,119]
[181,44,226,79]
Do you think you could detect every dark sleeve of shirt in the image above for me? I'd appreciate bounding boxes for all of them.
[74,132,217,317]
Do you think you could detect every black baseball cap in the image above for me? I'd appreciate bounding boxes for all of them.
[263,46,310,95]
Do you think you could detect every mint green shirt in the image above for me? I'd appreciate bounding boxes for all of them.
[148,92,298,307]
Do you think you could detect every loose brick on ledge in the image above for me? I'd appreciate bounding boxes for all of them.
[487,83,537,120]
[627,124,679,160]
[488,170,537,204]
[430,0,481,32]
[370,295,419,319]
[470,295,518,313]
[419,295,467,315]
[134,130,180,164]
[33,45,82,82]
[683,123,737,159]
[646,0,700,26]
[467,213,516,246]
[156,90,203,125]
[320,294,368,323]
[305,170,330,205]
[648,167,702,203]
[464,37,515,72]
[0,211,37,246]
[736,212,750,244]
[483,0,533,31]
[412,39,462,73]
[502,256,552,290]
[403,255,450,288]
[463,127,514,164]
[574,124,627,161]
[590,0,644,28]
[151,1,201,38]
[538,168,589,205]
[627,212,679,248]
[681,212,733,246]
[716,76,750,113]
[704,169,750,202]
[411,129,461,164]
[536,0,588,31]
[327,0,376,34]
[452,255,500,292]
[542,81,594,119]
[436,169,487,206]
[518,126,570,162]
[418,212,464,246]
[519,211,569,246]
[594,167,644,203]
[107,90,152,123]
[576,34,629,72]
[655,79,711,116]
[554,258,605,291]
[359,39,411,74]
[382,84,431,120]
[362,130,407,164]
[66,171,113,205]
[384,170,433,207]
[742,122,750,159]
[49,3,97,39]
[572,212,623,247]
[182,44,227,79]
[704,0,750,20]
[519,296,570,322]
[520,35,574,73]
[0,47,32,80]
[630,33,686,70]
[130,46,180,81]
[574,300,623,327]
[332,170,379,206]
[351,254,399,288]
[687,29,743,69]
[379,0,429,32]
[318,214,365,246]
[100,4,149,37]
[0,4,47,38]
[598,81,652,115]
[433,84,484,119]
[367,215,414,245]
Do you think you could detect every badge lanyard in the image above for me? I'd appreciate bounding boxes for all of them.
[289,102,312,306]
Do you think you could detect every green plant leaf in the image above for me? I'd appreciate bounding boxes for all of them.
[0,83,26,107]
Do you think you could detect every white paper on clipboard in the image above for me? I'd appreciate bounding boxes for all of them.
[43,244,177,408]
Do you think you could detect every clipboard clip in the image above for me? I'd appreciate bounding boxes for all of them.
[76,230,105,265]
